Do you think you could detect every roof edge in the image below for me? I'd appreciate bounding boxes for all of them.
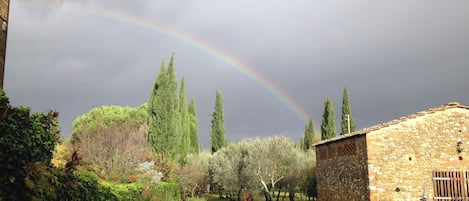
[314,102,468,146]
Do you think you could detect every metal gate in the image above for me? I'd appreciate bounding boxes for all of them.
[433,171,469,200]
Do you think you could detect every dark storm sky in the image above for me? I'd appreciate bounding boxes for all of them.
[5,0,469,148]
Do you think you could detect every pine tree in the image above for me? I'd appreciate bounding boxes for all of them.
[302,117,315,151]
[321,98,336,140]
[178,77,190,158]
[147,55,180,158]
[188,97,199,154]
[210,90,227,153]
[341,87,356,135]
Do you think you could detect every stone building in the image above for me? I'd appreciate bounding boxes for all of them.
[0,0,9,89]
[315,102,469,201]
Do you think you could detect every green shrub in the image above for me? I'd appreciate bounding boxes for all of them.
[57,171,118,201]
[0,89,60,200]
[102,182,144,201]
[144,182,180,201]
[186,197,207,201]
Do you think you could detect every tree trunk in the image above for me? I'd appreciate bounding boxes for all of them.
[264,190,272,201]
[288,190,295,201]
[276,188,281,201]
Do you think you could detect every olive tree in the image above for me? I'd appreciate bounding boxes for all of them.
[209,137,312,201]
[209,143,255,201]
[177,153,210,200]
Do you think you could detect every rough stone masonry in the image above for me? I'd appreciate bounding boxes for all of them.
[316,102,469,201]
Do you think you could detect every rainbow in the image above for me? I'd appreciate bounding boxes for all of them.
[16,0,310,123]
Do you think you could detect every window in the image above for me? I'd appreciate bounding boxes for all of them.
[337,140,357,157]
[318,145,332,160]
[433,171,469,200]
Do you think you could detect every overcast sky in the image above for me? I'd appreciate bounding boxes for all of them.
[5,0,469,148]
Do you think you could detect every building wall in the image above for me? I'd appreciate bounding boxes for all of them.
[367,107,469,201]
[0,0,9,89]
[316,135,369,201]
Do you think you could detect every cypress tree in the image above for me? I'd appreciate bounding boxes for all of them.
[148,61,167,155]
[341,87,356,135]
[178,77,190,158]
[210,90,227,153]
[188,97,199,153]
[147,55,180,158]
[302,117,315,151]
[321,98,336,140]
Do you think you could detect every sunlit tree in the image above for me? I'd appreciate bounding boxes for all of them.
[188,98,200,153]
[147,55,181,158]
[301,117,315,151]
[210,90,227,153]
[341,87,356,135]
[321,98,336,140]
[178,78,190,158]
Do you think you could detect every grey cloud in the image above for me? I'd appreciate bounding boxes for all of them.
[5,0,469,148]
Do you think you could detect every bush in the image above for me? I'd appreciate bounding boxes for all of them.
[0,89,60,200]
[143,182,180,201]
[57,171,118,201]
[186,197,207,201]
[102,182,143,201]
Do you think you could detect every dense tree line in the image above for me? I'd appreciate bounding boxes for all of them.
[3,55,367,200]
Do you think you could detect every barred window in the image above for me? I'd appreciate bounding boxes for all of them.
[318,146,332,160]
[336,140,357,157]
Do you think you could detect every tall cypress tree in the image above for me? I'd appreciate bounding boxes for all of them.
[147,55,180,158]
[210,90,227,153]
[321,98,336,140]
[148,61,167,155]
[341,87,356,135]
[302,117,315,151]
[178,77,190,158]
[188,97,199,153]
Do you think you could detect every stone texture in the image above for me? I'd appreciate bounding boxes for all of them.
[0,0,8,89]
[316,135,369,201]
[316,103,469,201]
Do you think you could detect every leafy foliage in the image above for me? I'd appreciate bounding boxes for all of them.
[209,137,313,201]
[71,104,149,177]
[176,153,210,199]
[341,87,356,135]
[0,90,118,201]
[0,89,60,200]
[102,182,144,201]
[148,55,181,159]
[301,117,316,151]
[321,97,336,140]
[179,78,191,159]
[56,171,118,201]
[143,182,180,201]
[303,165,317,200]
[210,90,227,153]
[189,97,200,154]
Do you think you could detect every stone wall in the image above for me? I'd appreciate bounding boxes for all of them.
[367,107,469,200]
[316,135,369,201]
[0,0,8,89]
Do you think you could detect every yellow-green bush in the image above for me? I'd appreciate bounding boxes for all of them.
[102,182,143,201]
[143,182,180,201]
